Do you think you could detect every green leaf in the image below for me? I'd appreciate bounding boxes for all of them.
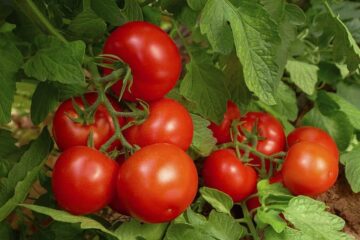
[318,62,343,86]
[255,209,287,233]
[285,59,319,95]
[190,114,216,157]
[0,129,53,221]
[199,187,233,215]
[222,54,252,111]
[283,196,353,240]
[0,22,16,33]
[164,223,212,240]
[0,36,23,124]
[341,146,360,193]
[0,222,15,240]
[19,204,117,238]
[31,82,59,125]
[200,0,281,104]
[257,180,293,207]
[322,92,360,130]
[24,38,85,85]
[50,222,83,240]
[91,0,126,26]
[122,0,143,22]
[337,81,360,110]
[264,226,312,240]
[187,0,207,11]
[206,211,246,240]
[68,8,106,41]
[179,50,229,123]
[302,107,353,151]
[114,219,167,240]
[325,6,360,72]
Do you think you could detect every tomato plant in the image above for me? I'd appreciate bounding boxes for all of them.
[2,0,359,239]
[117,143,198,223]
[282,141,339,196]
[202,149,257,202]
[52,92,123,151]
[52,146,118,215]
[124,98,193,150]
[103,21,181,101]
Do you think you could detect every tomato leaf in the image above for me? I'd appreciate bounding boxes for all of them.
[257,180,293,207]
[282,196,353,239]
[200,0,281,105]
[19,204,117,238]
[255,209,287,233]
[67,8,107,41]
[179,50,229,123]
[91,0,126,26]
[190,114,216,157]
[114,219,168,240]
[31,82,59,125]
[324,4,360,72]
[285,60,319,95]
[0,129,53,221]
[0,35,23,124]
[302,106,353,151]
[164,223,213,240]
[199,187,233,215]
[122,0,143,22]
[264,226,311,240]
[23,37,86,85]
[341,146,360,193]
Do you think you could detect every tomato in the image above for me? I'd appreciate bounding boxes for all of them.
[109,156,129,215]
[124,98,193,150]
[117,143,198,223]
[282,141,338,196]
[52,146,118,215]
[238,112,285,170]
[202,149,257,202]
[52,92,123,151]
[208,101,241,144]
[287,126,339,160]
[103,21,181,101]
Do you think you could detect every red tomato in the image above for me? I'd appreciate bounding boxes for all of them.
[124,98,193,150]
[117,143,198,223]
[202,149,257,202]
[52,146,118,215]
[238,112,285,170]
[287,126,339,160]
[103,21,181,101]
[282,141,338,196]
[52,92,123,151]
[208,101,241,144]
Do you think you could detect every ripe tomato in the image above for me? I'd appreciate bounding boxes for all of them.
[208,101,241,144]
[282,141,338,196]
[52,146,118,215]
[52,92,123,151]
[202,149,257,202]
[238,112,285,170]
[287,126,339,160]
[103,21,181,101]
[124,98,193,150]
[117,143,198,223]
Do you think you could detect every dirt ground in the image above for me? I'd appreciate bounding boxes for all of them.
[316,166,360,239]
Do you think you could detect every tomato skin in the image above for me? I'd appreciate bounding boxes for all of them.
[52,93,123,151]
[109,156,129,215]
[287,126,339,160]
[52,146,118,215]
[282,141,338,196]
[208,101,241,144]
[124,98,193,150]
[238,112,285,169]
[117,143,198,223]
[202,149,257,202]
[103,21,181,101]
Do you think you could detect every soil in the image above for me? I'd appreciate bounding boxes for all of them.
[316,166,360,239]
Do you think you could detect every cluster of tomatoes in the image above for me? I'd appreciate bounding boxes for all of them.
[50,21,339,224]
[205,101,339,208]
[51,22,198,223]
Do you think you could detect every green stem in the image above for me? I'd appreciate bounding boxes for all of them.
[323,1,336,18]
[13,0,67,43]
[240,202,260,240]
